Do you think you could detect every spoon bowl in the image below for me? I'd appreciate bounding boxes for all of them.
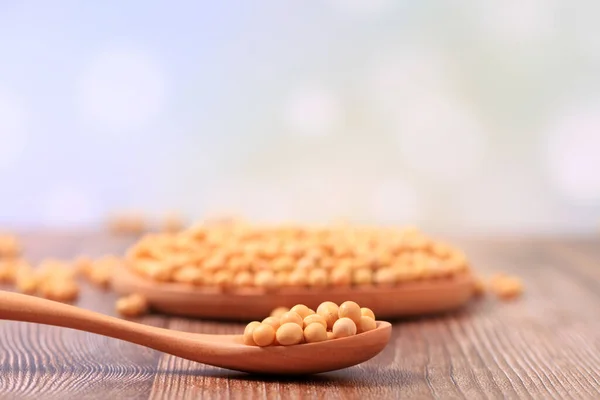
[164,321,391,374]
[0,291,391,375]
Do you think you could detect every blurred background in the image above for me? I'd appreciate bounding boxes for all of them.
[0,0,599,234]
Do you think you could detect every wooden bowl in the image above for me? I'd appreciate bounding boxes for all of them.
[112,268,475,321]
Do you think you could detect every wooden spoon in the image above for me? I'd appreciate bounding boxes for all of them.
[0,291,392,375]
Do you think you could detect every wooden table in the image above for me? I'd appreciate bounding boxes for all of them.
[1,233,599,399]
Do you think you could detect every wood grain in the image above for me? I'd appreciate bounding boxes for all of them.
[0,232,599,399]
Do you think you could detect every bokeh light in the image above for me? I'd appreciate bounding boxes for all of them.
[0,89,28,173]
[77,47,167,135]
[0,1,597,233]
[393,93,487,185]
[283,85,343,138]
[41,185,100,228]
[545,101,600,204]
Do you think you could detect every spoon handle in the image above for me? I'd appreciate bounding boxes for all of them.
[0,290,201,355]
